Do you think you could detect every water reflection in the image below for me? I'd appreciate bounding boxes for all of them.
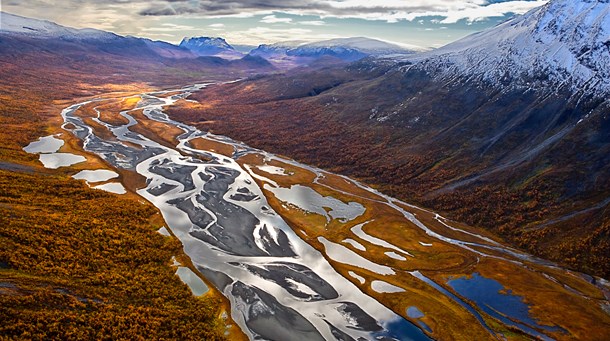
[176,266,209,296]
[448,273,563,339]
[23,135,64,154]
[39,153,86,169]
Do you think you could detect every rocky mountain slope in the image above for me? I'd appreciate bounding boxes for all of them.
[408,0,610,94]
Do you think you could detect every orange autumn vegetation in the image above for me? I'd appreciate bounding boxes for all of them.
[0,170,226,340]
[168,80,610,278]
[0,58,240,339]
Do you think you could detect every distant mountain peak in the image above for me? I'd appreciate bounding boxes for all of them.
[302,37,426,53]
[250,36,421,65]
[180,36,234,51]
[178,36,246,59]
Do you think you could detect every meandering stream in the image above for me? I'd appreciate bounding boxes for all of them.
[60,84,430,341]
[53,83,610,340]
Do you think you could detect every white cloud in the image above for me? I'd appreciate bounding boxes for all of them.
[2,0,549,46]
[299,20,326,26]
[141,23,196,32]
[304,0,547,23]
[4,0,550,26]
[143,32,174,38]
[2,0,152,35]
[439,1,546,23]
[208,23,225,31]
[260,15,293,24]
[134,0,547,26]
[5,0,549,32]
[222,26,339,45]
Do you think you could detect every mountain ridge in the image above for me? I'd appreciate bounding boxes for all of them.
[397,0,610,94]
[1,11,422,67]
[0,11,275,71]
[0,11,116,40]
[250,37,421,63]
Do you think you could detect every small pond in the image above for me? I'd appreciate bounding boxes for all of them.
[23,135,64,154]
[176,266,209,296]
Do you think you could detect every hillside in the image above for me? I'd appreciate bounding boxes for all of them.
[0,12,273,78]
[167,0,610,277]
[0,61,234,341]
[0,12,256,340]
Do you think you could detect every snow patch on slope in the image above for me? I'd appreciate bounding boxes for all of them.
[250,36,423,62]
[0,12,115,40]
[302,37,426,54]
[399,0,610,94]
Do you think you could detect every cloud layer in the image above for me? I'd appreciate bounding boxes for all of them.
[3,0,547,29]
[138,0,547,23]
[2,0,548,47]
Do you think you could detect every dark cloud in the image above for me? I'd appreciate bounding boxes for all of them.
[136,0,545,21]
[4,0,546,26]
[139,0,335,16]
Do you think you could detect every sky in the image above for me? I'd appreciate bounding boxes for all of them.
[2,0,548,49]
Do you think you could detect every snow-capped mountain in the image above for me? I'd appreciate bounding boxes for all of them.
[179,37,244,59]
[298,37,425,56]
[249,40,306,56]
[250,37,420,64]
[0,12,116,40]
[1,11,201,60]
[405,0,610,94]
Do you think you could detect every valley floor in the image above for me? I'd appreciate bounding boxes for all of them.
[166,76,610,279]
[16,82,608,340]
[0,75,245,340]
